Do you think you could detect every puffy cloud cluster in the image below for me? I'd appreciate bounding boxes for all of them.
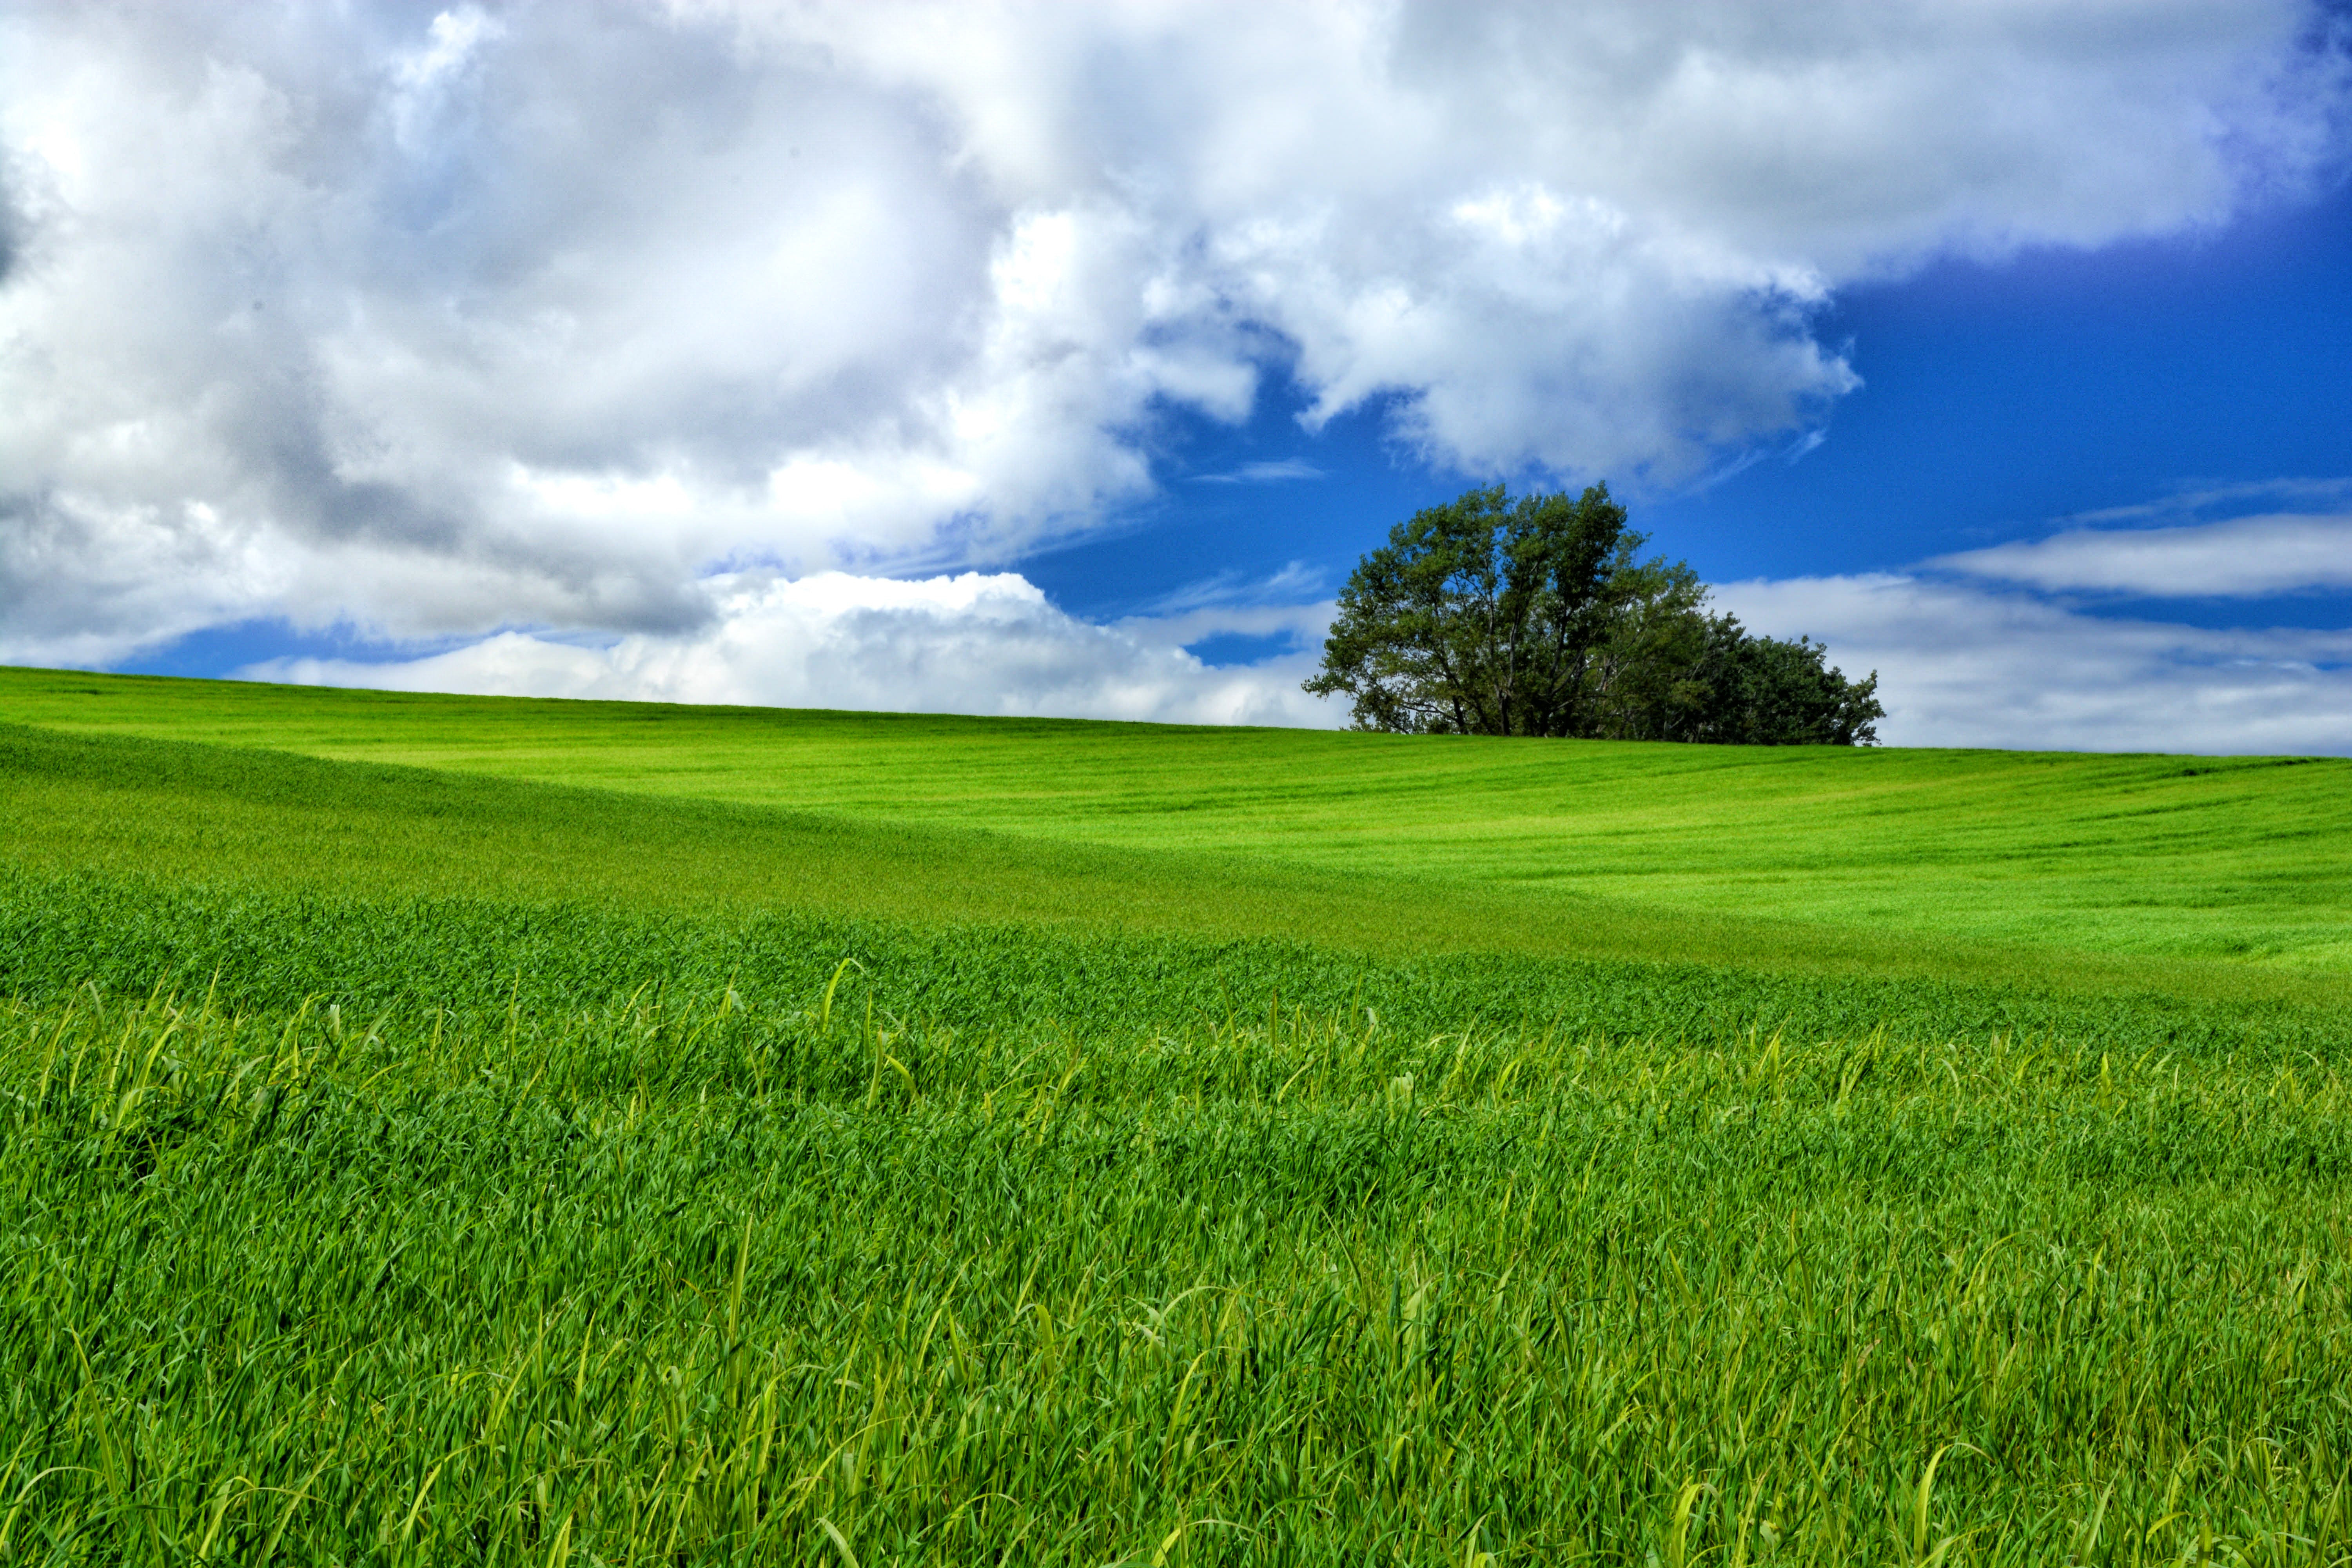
[2,0,2344,671]
[245,570,1339,728]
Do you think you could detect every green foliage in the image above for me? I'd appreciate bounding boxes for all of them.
[1303,484,1885,744]
[1302,483,1654,735]
[1672,614,1886,747]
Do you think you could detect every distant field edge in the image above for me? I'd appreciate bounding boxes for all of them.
[13,666,2352,977]
[5,660,2344,762]
[5,719,2349,1026]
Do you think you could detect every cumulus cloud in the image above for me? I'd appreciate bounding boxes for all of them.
[233,539,2352,755]
[2,1,2345,669]
[1936,510,2352,597]
[241,570,1340,728]
[1715,573,2352,754]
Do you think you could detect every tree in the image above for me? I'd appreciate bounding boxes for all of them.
[1300,483,1653,736]
[1678,615,1884,746]
[1305,483,1884,746]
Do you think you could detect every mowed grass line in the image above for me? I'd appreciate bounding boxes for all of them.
[5,665,2350,968]
[4,985,2350,1564]
[8,721,2349,1027]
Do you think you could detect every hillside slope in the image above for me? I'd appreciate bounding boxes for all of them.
[6,684,2352,1560]
[5,665,2347,970]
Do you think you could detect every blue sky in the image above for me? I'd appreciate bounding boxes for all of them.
[119,175,2352,689]
[1015,174,2352,641]
[9,2,2351,750]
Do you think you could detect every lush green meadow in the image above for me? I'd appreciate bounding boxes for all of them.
[3,667,2351,1563]
[7,664,2350,969]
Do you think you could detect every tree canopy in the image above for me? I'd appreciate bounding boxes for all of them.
[1303,483,1884,745]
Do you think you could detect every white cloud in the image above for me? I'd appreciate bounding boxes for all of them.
[240,570,1340,729]
[235,540,2352,755]
[1195,459,1326,484]
[1715,573,2352,754]
[1936,511,2352,597]
[0,2,2343,665]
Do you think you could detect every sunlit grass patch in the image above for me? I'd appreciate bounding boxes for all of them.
[7,664,2351,971]
[5,671,2352,1562]
[4,984,2350,1563]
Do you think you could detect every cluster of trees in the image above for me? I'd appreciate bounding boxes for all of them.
[1304,483,1884,745]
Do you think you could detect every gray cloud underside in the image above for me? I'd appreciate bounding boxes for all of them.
[2,0,2345,666]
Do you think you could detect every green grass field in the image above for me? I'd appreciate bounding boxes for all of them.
[3,664,2350,1564]
[9,665,2352,973]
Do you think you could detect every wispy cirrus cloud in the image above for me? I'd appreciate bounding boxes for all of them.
[1721,483,2352,753]
[1716,571,2352,754]
[1193,459,1327,484]
[1936,511,2352,598]
[1711,488,2352,752]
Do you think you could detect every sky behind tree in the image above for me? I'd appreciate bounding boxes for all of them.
[5,0,2348,750]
